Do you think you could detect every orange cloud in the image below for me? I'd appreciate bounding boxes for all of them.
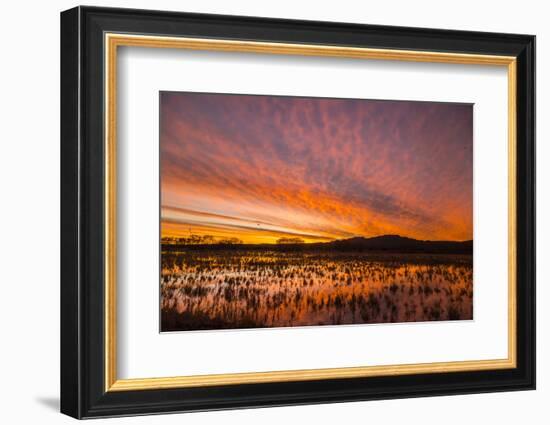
[160,92,473,243]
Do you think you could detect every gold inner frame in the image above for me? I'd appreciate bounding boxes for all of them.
[104,33,517,392]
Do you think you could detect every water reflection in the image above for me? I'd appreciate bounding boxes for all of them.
[161,251,473,331]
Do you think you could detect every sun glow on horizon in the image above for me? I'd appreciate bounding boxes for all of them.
[160,92,473,243]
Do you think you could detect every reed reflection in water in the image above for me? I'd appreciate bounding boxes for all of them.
[160,250,473,331]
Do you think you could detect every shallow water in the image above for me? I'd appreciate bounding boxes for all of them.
[160,250,473,331]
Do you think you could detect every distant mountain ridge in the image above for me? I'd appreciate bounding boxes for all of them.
[320,235,472,253]
[162,234,473,254]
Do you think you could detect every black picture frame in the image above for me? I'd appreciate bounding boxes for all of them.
[61,5,535,419]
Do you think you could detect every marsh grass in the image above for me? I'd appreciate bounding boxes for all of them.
[160,250,473,331]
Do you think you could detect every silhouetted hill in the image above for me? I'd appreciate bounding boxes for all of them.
[318,235,472,253]
[162,235,473,254]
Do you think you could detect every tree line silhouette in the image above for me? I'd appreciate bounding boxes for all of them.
[162,235,307,246]
[162,235,243,245]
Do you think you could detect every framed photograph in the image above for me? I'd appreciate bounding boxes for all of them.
[60,6,535,419]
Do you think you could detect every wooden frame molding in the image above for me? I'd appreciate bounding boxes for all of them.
[104,33,517,392]
[61,7,535,418]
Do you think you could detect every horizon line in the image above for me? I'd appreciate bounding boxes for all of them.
[160,234,474,245]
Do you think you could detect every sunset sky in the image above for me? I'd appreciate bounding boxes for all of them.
[160,92,473,244]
